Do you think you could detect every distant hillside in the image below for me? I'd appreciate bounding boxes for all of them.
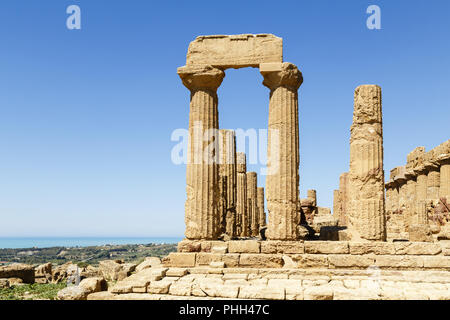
[0,243,177,266]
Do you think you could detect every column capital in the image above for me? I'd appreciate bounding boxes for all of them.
[178,65,225,92]
[260,62,303,91]
[437,153,450,165]
[404,170,417,180]
[424,160,439,171]
[414,165,428,176]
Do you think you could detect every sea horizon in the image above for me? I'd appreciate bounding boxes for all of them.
[0,237,184,249]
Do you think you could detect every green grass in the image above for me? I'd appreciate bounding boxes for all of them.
[0,283,67,300]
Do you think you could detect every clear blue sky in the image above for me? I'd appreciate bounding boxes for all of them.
[0,0,449,237]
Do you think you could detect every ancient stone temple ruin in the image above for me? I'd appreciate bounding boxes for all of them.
[384,141,450,242]
[88,34,450,301]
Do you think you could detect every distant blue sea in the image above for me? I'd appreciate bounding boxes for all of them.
[0,237,183,249]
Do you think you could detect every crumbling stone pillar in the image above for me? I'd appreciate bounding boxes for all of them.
[219,129,237,238]
[438,154,450,199]
[178,65,225,240]
[333,190,342,223]
[257,187,266,228]
[338,172,349,225]
[236,152,248,237]
[348,85,386,241]
[246,172,259,237]
[260,62,303,240]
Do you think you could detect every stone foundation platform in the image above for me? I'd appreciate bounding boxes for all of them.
[88,266,450,300]
[164,240,450,271]
[86,240,450,300]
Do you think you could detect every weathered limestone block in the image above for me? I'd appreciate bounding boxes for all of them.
[57,286,90,300]
[293,254,329,268]
[422,256,450,269]
[177,240,202,252]
[394,242,442,255]
[163,253,197,267]
[147,281,171,294]
[349,242,396,255]
[79,277,107,294]
[375,255,424,269]
[261,241,305,254]
[257,187,266,228]
[186,34,282,69]
[261,62,303,240]
[408,224,433,243]
[246,172,259,237]
[303,286,333,300]
[239,254,284,268]
[0,263,35,284]
[328,255,375,269]
[178,65,225,240]
[98,260,136,282]
[166,268,188,277]
[219,129,237,238]
[236,153,248,237]
[169,282,192,296]
[348,85,386,241]
[238,285,285,300]
[228,240,260,253]
[304,241,349,254]
[195,253,223,266]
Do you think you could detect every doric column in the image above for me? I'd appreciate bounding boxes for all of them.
[391,182,399,213]
[246,172,259,237]
[438,154,450,199]
[260,62,303,240]
[404,170,417,232]
[348,85,386,241]
[178,65,225,240]
[409,200,432,242]
[385,181,394,216]
[219,129,237,238]
[425,162,440,200]
[415,166,428,202]
[236,152,248,237]
[257,187,266,228]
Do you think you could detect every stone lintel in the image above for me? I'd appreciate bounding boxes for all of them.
[186,34,283,69]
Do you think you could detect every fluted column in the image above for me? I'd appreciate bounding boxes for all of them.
[257,187,266,228]
[404,171,417,231]
[438,154,450,199]
[219,129,237,238]
[415,166,428,202]
[348,85,386,241]
[426,163,440,200]
[236,152,248,237]
[260,62,303,240]
[246,172,259,237]
[178,65,225,240]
